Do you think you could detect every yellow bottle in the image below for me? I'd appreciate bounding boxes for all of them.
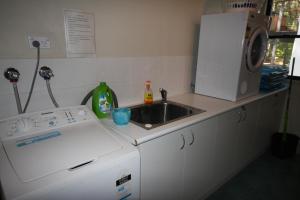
[144,80,153,104]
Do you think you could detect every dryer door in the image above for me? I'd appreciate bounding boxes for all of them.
[246,27,268,72]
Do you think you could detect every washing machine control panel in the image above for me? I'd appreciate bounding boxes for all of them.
[0,106,92,140]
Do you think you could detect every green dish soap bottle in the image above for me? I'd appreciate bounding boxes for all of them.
[92,82,113,119]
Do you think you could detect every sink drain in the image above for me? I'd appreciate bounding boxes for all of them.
[145,124,152,129]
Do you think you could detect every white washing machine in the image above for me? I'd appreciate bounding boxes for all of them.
[195,11,269,101]
[0,106,140,200]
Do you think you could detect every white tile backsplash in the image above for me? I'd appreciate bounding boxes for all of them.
[0,56,192,118]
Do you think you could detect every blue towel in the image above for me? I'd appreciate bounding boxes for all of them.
[260,66,289,92]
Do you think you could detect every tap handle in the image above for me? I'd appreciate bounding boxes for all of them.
[4,67,20,83]
[39,66,54,80]
[159,88,167,101]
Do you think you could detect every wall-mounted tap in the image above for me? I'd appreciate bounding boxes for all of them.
[4,67,20,83]
[39,66,54,80]
[39,66,59,108]
[4,68,23,114]
[159,88,167,102]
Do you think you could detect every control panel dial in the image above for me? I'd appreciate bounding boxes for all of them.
[0,106,91,140]
[16,118,33,133]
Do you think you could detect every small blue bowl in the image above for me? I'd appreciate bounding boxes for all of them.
[112,107,131,125]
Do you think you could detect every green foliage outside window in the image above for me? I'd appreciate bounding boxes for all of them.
[264,0,300,67]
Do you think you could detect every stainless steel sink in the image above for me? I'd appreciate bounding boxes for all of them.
[130,101,205,130]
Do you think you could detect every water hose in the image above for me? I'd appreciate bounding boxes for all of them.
[46,79,59,108]
[39,66,59,108]
[23,41,40,113]
[13,83,22,114]
[81,87,118,108]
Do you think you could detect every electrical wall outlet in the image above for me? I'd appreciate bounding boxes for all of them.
[28,36,51,48]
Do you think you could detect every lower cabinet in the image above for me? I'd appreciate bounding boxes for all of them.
[212,92,286,191]
[182,119,218,200]
[254,92,286,157]
[213,101,260,188]
[213,108,241,187]
[138,118,218,200]
[138,128,184,200]
[235,101,260,170]
[138,91,286,200]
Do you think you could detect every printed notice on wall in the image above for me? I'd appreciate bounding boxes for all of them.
[64,9,96,58]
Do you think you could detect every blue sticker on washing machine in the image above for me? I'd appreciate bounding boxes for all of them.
[16,131,61,147]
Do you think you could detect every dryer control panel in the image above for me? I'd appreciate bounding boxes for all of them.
[0,106,92,140]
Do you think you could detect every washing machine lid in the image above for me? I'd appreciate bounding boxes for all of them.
[246,26,268,72]
[2,122,122,182]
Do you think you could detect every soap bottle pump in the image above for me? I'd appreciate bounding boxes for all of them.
[144,80,153,104]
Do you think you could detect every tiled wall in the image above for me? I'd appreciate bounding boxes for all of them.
[0,56,192,118]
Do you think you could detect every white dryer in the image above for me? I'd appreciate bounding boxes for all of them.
[0,106,140,200]
[195,12,269,101]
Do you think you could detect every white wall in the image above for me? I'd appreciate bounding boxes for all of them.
[290,18,300,77]
[0,0,206,118]
[0,0,204,58]
[203,0,223,14]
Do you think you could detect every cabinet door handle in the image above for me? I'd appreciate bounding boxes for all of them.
[237,110,242,123]
[241,106,247,121]
[189,131,195,146]
[180,134,185,150]
[237,106,247,123]
[242,110,247,121]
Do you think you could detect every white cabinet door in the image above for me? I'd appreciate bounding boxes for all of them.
[139,118,218,200]
[213,108,240,185]
[182,118,218,200]
[214,101,260,186]
[235,102,260,169]
[213,95,285,189]
[254,92,286,156]
[139,129,185,200]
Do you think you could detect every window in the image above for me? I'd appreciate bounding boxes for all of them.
[264,0,300,77]
[265,38,294,67]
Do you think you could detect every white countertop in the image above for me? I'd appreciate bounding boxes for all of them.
[101,88,287,146]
